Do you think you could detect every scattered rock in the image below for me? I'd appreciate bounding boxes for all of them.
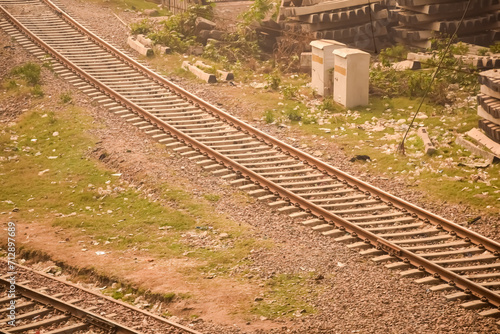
[195,17,216,34]
[392,60,421,71]
[143,9,159,17]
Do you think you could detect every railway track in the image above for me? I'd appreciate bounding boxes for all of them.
[0,261,203,333]
[1,0,500,325]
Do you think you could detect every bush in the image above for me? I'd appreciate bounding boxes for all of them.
[31,85,44,97]
[11,62,41,86]
[379,44,408,67]
[131,3,214,53]
[60,92,72,104]
[285,107,301,122]
[490,41,500,53]
[371,36,478,105]
[280,84,298,99]
[130,19,152,35]
[264,110,275,123]
[319,98,337,112]
[265,70,281,90]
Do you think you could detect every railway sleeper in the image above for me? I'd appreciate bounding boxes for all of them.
[399,268,427,278]
[221,173,238,181]
[460,300,489,310]
[268,200,287,208]
[230,178,248,186]
[365,222,424,233]
[414,276,442,285]
[346,241,372,250]
[212,168,230,176]
[445,291,471,301]
[479,308,500,318]
[430,283,454,292]
[334,234,359,244]
[432,253,497,265]
[301,219,323,227]
[310,194,367,204]
[333,205,392,215]
[320,199,381,210]
[371,254,396,263]
[375,228,441,239]
[322,229,344,238]
[359,248,385,256]
[418,247,484,259]
[385,261,411,270]
[278,205,300,214]
[289,211,309,219]
[5,314,71,333]
[257,168,316,177]
[311,224,334,233]
[248,189,269,197]
[258,194,277,202]
[355,216,416,227]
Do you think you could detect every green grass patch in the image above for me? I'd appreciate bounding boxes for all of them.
[251,273,319,319]
[277,96,499,213]
[0,104,271,279]
[10,62,41,86]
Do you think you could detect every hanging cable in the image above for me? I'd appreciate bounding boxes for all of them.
[396,0,473,155]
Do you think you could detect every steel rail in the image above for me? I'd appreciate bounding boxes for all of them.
[0,260,204,334]
[0,278,140,334]
[2,0,500,308]
[38,0,500,253]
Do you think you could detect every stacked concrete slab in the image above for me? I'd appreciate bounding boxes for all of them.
[408,51,500,70]
[277,0,394,51]
[477,69,500,144]
[392,0,500,48]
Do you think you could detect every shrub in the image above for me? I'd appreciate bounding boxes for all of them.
[280,84,298,99]
[478,48,489,56]
[264,110,275,123]
[31,85,44,97]
[130,19,152,35]
[285,107,301,122]
[490,41,500,53]
[10,62,41,86]
[265,70,281,90]
[60,92,72,104]
[379,44,408,67]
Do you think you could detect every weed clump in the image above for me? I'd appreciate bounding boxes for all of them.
[60,92,73,104]
[371,36,477,105]
[131,3,214,53]
[10,62,41,86]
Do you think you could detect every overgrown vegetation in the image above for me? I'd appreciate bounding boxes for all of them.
[10,62,41,85]
[251,273,319,319]
[131,3,214,53]
[371,38,478,105]
[0,105,271,283]
[3,62,44,97]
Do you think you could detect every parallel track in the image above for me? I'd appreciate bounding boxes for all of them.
[0,262,202,334]
[2,0,500,321]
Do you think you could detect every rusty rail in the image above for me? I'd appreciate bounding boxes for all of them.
[2,0,500,308]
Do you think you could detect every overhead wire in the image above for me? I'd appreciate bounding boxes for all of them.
[396,0,473,155]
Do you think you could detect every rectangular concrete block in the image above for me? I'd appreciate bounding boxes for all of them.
[127,36,153,57]
[182,61,216,83]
